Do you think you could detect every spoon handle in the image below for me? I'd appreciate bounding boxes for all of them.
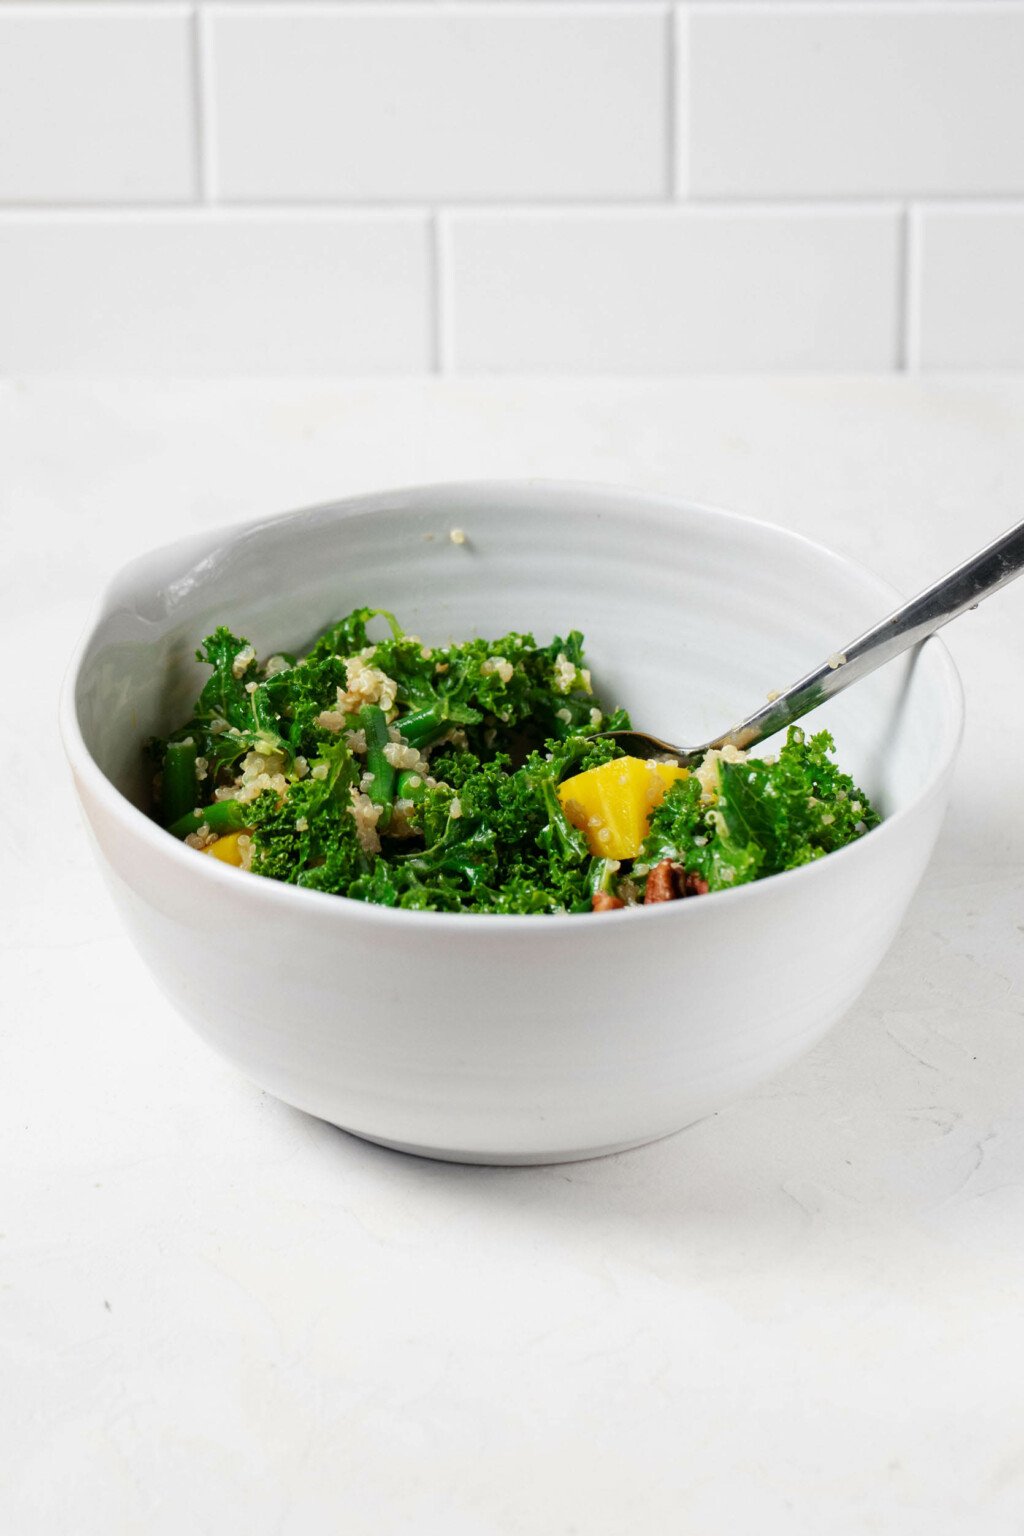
[708,517,1024,755]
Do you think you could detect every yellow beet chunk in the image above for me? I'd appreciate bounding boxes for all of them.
[558,757,688,860]
[204,831,249,866]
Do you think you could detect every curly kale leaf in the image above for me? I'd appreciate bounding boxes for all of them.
[718,727,880,874]
[252,605,405,760]
[386,628,626,757]
[247,741,366,894]
[391,738,596,913]
[295,617,626,764]
[250,654,347,760]
[381,631,537,752]
[345,861,467,913]
[549,732,625,780]
[248,611,415,763]
[148,628,263,807]
[640,728,879,895]
[192,627,259,733]
[303,606,403,664]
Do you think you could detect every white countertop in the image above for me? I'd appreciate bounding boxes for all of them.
[5,377,1024,1536]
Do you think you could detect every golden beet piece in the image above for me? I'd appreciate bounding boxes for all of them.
[204,831,249,866]
[558,757,688,860]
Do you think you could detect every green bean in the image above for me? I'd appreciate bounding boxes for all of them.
[160,739,198,828]
[168,798,249,841]
[395,768,428,804]
[359,704,395,830]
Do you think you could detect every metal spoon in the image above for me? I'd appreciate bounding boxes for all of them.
[603,517,1024,765]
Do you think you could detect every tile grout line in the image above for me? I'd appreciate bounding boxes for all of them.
[664,4,677,201]
[145,1,1024,10]
[430,211,448,375]
[675,2,690,202]
[0,198,1020,218]
[902,202,921,372]
[894,202,909,371]
[194,5,216,204]
[189,7,205,202]
[0,196,983,216]
[686,0,1024,11]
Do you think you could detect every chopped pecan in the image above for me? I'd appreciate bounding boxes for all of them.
[644,861,710,903]
[644,858,678,904]
[591,891,625,913]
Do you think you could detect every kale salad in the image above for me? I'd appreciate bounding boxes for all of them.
[149,607,880,915]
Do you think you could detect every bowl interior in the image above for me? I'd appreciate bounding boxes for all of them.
[71,483,962,828]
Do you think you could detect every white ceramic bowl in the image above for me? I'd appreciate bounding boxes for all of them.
[61,482,963,1164]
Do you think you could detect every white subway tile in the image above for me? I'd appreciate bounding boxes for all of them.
[444,208,901,372]
[914,205,1024,370]
[208,5,666,201]
[0,7,195,204]
[688,6,1024,198]
[0,214,431,373]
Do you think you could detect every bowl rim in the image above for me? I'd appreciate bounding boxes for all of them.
[59,477,965,932]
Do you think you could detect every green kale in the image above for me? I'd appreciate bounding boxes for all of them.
[589,857,623,900]
[152,607,878,918]
[252,653,347,759]
[303,606,402,664]
[192,626,258,733]
[378,626,624,758]
[639,728,879,895]
[147,633,246,818]
[389,738,596,914]
[149,627,286,815]
[247,741,366,894]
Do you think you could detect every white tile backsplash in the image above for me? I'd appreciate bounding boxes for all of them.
[444,207,902,372]
[0,2,1021,374]
[0,213,432,373]
[913,205,1024,370]
[0,7,195,204]
[687,5,1024,199]
[207,6,667,201]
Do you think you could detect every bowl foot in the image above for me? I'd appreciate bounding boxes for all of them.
[340,1120,696,1167]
